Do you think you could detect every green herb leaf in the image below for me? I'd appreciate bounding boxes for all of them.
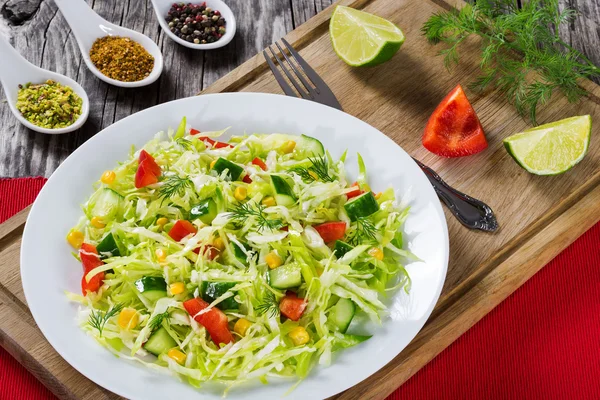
[291,154,334,182]
[228,202,283,232]
[149,310,170,331]
[347,217,377,246]
[256,290,280,318]
[159,175,193,200]
[88,303,124,337]
[421,0,600,124]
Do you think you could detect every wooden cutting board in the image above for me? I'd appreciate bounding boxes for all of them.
[2,0,600,399]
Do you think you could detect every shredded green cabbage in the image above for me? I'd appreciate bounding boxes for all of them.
[67,118,414,393]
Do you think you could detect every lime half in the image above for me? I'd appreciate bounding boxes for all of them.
[329,6,405,67]
[503,115,591,175]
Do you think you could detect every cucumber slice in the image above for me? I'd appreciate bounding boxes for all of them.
[96,232,121,258]
[333,240,353,259]
[269,263,302,289]
[86,188,124,222]
[270,175,296,206]
[344,191,379,221]
[212,157,243,181]
[232,242,249,264]
[201,281,239,310]
[144,327,177,356]
[135,276,167,302]
[190,198,217,224]
[329,298,356,333]
[297,134,324,157]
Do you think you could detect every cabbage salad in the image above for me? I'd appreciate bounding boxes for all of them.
[66,117,413,392]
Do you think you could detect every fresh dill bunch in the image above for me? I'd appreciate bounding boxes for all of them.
[421,0,599,124]
[291,155,334,182]
[347,217,377,246]
[159,175,193,200]
[175,137,194,151]
[148,310,170,331]
[228,202,283,231]
[88,303,124,337]
[256,290,280,318]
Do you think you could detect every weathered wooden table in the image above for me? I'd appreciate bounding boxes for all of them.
[0,0,599,177]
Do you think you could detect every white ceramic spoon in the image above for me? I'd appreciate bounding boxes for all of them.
[54,0,163,88]
[0,35,89,134]
[150,0,236,50]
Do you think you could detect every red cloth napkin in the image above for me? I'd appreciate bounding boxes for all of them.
[1,177,598,400]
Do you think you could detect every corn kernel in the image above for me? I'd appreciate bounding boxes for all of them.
[308,170,319,181]
[156,217,168,227]
[261,196,276,207]
[156,248,167,262]
[213,237,225,251]
[67,231,84,249]
[170,282,185,295]
[368,247,384,261]
[265,252,282,269]
[234,318,252,337]
[282,140,296,154]
[167,348,187,364]
[234,186,247,201]
[118,308,139,330]
[101,170,116,184]
[210,159,217,169]
[288,326,310,346]
[90,217,105,229]
[374,192,382,200]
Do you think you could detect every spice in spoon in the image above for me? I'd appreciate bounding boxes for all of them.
[16,80,83,129]
[166,2,226,44]
[89,36,154,82]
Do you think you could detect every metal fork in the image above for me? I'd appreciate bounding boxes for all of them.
[263,38,498,232]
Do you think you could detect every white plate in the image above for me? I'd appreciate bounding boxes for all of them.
[21,93,448,400]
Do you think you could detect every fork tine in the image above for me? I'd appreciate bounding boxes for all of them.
[267,46,310,99]
[281,38,329,92]
[274,42,316,97]
[263,50,297,98]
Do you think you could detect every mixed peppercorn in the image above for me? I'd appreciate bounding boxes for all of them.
[166,2,226,44]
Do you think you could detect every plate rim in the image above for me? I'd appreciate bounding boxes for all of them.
[20,92,449,399]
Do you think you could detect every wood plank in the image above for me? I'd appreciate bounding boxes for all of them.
[1,0,600,399]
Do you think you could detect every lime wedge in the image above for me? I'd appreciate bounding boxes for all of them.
[503,115,591,175]
[329,6,405,67]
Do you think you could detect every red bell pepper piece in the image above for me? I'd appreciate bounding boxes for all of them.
[192,245,220,260]
[242,175,252,184]
[139,150,161,177]
[279,291,307,321]
[313,221,347,243]
[183,298,234,346]
[199,136,233,149]
[190,128,201,135]
[346,182,362,199]
[251,157,267,171]
[79,243,105,294]
[422,84,487,157]
[168,220,198,242]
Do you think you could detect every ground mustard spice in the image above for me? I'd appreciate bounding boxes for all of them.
[16,80,82,129]
[89,36,154,82]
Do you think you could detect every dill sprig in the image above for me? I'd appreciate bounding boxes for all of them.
[228,202,283,231]
[159,175,193,200]
[176,137,194,151]
[149,311,170,331]
[256,291,280,318]
[347,217,377,246]
[88,303,124,337]
[291,155,334,182]
[421,0,600,124]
